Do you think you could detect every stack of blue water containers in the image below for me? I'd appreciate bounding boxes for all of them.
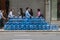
[4,17,59,30]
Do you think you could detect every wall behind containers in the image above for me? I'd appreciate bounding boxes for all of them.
[9,0,45,16]
[51,0,57,20]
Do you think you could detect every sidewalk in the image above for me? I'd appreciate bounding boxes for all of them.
[0,32,60,40]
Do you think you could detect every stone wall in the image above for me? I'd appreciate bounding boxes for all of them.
[9,0,45,16]
[51,0,57,20]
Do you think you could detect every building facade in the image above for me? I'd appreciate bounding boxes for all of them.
[0,0,60,26]
[9,0,60,26]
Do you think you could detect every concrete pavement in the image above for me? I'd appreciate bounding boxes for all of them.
[0,32,60,40]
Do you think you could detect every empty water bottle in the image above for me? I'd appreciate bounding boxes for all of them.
[45,24,50,30]
[25,25,29,30]
[29,25,34,30]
